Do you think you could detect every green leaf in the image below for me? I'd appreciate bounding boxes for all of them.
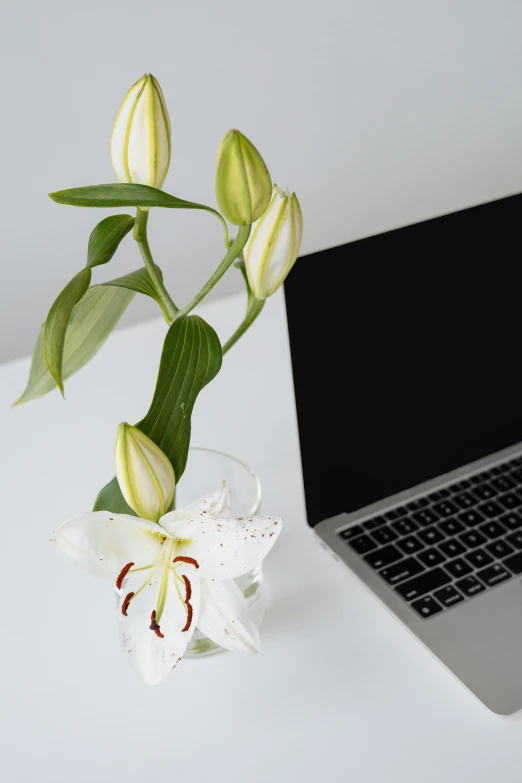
[43,214,135,394]
[15,285,135,405]
[86,214,134,269]
[104,265,164,301]
[93,315,222,514]
[92,481,136,516]
[44,269,92,395]
[50,183,221,215]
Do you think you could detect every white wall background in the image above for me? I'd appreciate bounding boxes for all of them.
[2,0,522,364]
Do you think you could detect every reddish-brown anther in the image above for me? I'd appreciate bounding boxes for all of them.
[121,592,134,616]
[150,610,165,638]
[182,602,193,633]
[182,574,192,603]
[116,562,135,590]
[172,555,200,569]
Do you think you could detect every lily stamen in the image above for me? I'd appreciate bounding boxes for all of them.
[120,565,159,617]
[116,561,135,590]
[121,592,134,616]
[182,574,192,603]
[128,563,156,573]
[172,555,200,569]
[150,610,164,638]
[171,567,193,632]
[182,601,193,633]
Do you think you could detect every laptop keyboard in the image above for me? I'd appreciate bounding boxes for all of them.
[338,455,522,619]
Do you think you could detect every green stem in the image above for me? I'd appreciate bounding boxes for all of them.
[211,210,232,249]
[222,297,265,355]
[177,224,251,319]
[133,209,179,321]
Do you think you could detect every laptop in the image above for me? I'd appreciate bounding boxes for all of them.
[284,192,522,714]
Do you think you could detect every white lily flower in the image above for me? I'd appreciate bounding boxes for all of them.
[54,484,281,685]
[244,185,303,299]
[111,73,171,188]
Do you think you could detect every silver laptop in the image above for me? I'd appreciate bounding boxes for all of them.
[284,192,522,714]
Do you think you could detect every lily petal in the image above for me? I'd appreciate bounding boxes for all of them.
[119,563,200,685]
[160,483,231,530]
[169,515,282,580]
[54,511,165,580]
[197,578,260,653]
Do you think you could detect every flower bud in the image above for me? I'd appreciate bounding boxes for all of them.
[111,74,171,189]
[115,423,175,522]
[244,185,303,299]
[215,130,272,225]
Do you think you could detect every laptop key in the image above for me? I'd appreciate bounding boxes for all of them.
[506,531,522,549]
[426,488,450,501]
[491,463,510,475]
[498,492,522,510]
[491,475,516,492]
[445,558,473,578]
[503,551,522,574]
[411,508,440,527]
[458,509,485,527]
[460,530,486,548]
[434,585,464,608]
[397,535,424,555]
[418,547,446,567]
[417,526,444,546]
[474,483,498,501]
[364,544,403,569]
[349,535,377,555]
[372,527,398,546]
[499,511,522,531]
[384,506,408,521]
[477,501,504,519]
[476,563,511,587]
[479,520,507,539]
[486,539,514,559]
[363,517,384,530]
[392,517,419,536]
[439,539,466,558]
[511,467,522,483]
[454,491,479,509]
[396,568,451,601]
[439,518,465,536]
[455,575,486,597]
[406,498,429,511]
[465,548,493,569]
[340,525,364,540]
[379,557,424,585]
[452,479,471,492]
[410,595,443,618]
[432,500,459,518]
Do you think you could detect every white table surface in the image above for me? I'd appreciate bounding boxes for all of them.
[1,290,522,782]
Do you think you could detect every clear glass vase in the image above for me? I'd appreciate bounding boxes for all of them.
[175,447,264,657]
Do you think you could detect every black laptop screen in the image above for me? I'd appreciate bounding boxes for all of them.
[285,193,522,527]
